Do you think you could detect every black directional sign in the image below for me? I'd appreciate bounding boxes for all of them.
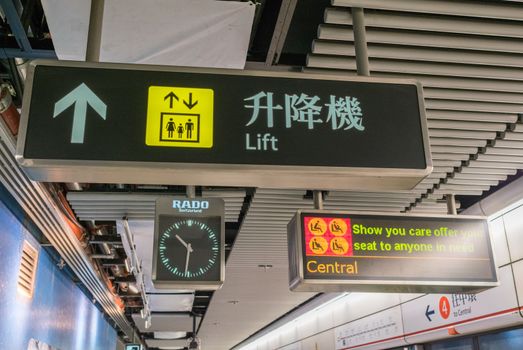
[16,60,432,190]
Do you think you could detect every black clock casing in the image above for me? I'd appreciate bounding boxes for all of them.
[152,197,225,290]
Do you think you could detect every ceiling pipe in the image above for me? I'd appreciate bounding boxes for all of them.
[313,190,323,210]
[446,194,457,215]
[91,254,117,259]
[65,182,83,191]
[463,175,523,217]
[187,185,196,198]
[86,0,104,62]
[351,7,370,76]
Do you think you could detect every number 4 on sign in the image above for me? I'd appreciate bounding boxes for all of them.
[439,296,451,319]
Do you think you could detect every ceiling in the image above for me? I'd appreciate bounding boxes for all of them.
[1,0,523,349]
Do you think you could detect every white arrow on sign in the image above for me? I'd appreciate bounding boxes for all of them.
[53,83,107,144]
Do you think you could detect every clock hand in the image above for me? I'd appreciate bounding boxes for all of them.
[176,234,188,248]
[184,243,194,275]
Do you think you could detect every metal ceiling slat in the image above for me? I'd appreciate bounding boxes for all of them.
[328,189,425,195]
[324,201,406,208]
[428,129,497,140]
[331,0,523,20]
[312,40,355,56]
[425,99,523,114]
[366,29,523,54]
[512,124,523,133]
[420,178,442,184]
[424,88,523,104]
[430,137,487,147]
[452,173,507,181]
[476,153,523,163]
[483,147,523,156]
[306,54,356,70]
[428,120,507,132]
[438,182,491,191]
[325,8,523,38]
[430,145,478,154]
[370,58,523,80]
[67,191,245,223]
[427,172,448,179]
[432,153,470,161]
[317,24,354,41]
[323,205,405,212]
[445,178,499,186]
[467,160,523,169]
[426,110,517,123]
[432,167,454,174]
[317,25,523,55]
[384,45,523,68]
[493,139,523,148]
[459,166,517,175]
[432,188,485,196]
[313,41,523,68]
[303,66,523,93]
[432,159,463,166]
[502,132,523,141]
[375,72,523,93]
[326,197,411,204]
[307,54,523,80]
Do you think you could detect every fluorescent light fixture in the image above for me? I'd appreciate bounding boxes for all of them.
[154,332,187,340]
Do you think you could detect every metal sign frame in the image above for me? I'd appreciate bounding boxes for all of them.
[288,210,499,293]
[16,60,432,190]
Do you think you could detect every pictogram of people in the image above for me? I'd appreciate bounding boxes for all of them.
[185,119,194,139]
[177,123,184,138]
[166,118,175,138]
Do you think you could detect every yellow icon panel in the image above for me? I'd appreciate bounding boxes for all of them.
[146,86,213,148]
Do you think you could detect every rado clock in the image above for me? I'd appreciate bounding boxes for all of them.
[152,197,225,289]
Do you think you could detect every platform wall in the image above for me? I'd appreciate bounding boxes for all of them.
[0,198,117,350]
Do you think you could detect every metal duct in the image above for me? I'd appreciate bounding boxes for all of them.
[0,121,138,341]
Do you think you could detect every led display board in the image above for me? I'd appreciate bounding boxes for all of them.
[288,211,498,293]
[16,60,431,190]
[151,197,225,290]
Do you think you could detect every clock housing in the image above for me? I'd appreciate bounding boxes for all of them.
[152,197,225,290]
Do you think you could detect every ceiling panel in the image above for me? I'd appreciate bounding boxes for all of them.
[149,294,194,312]
[132,313,197,333]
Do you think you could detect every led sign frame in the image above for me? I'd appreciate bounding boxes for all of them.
[288,210,498,293]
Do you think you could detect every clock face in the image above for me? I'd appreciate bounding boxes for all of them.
[156,216,221,281]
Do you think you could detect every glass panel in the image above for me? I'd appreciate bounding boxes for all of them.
[431,337,474,350]
[478,328,523,350]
